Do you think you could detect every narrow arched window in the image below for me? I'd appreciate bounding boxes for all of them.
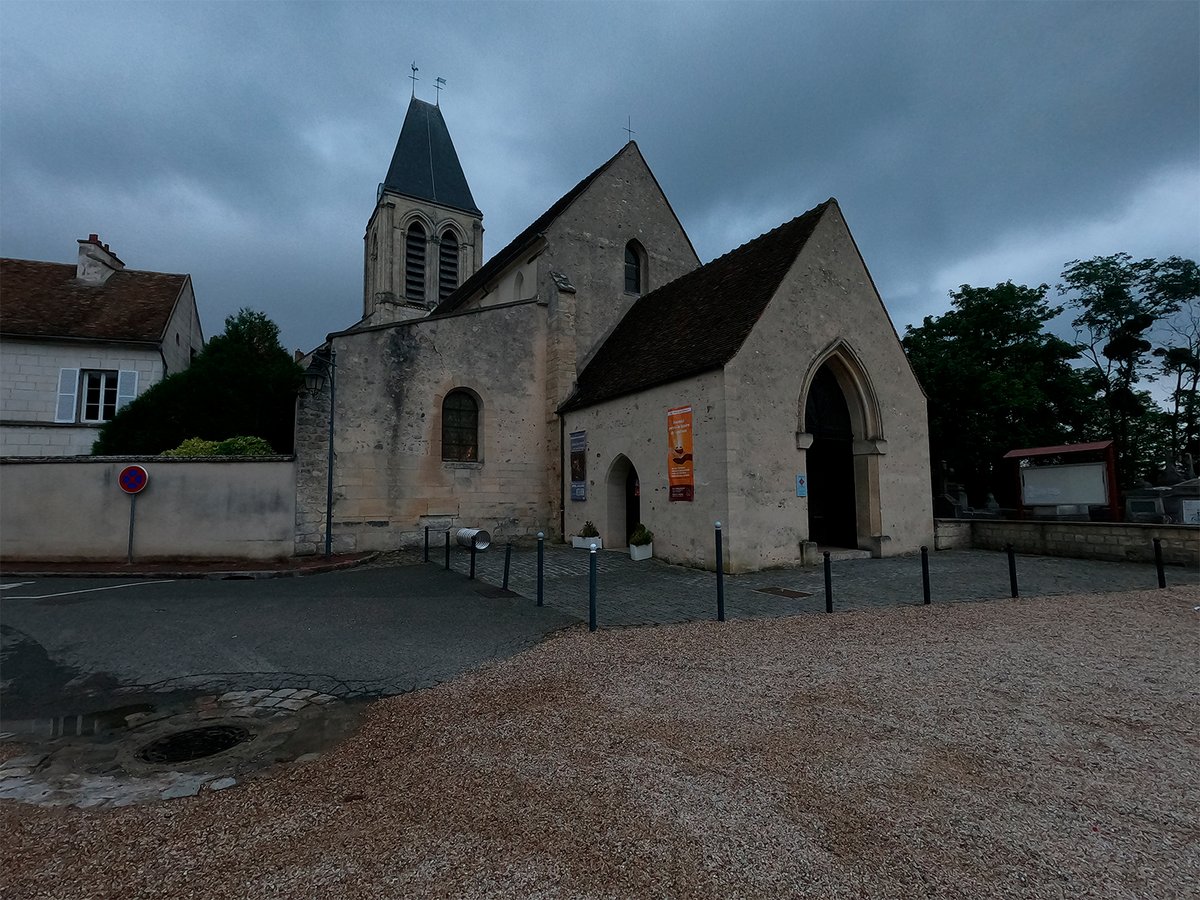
[624,241,643,294]
[513,271,524,300]
[438,229,459,302]
[405,222,426,303]
[442,390,479,461]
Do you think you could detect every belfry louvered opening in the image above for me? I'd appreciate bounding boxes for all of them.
[405,223,426,303]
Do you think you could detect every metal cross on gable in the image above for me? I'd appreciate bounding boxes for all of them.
[623,116,636,142]
[434,77,446,105]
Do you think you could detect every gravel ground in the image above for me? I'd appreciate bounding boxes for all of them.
[2,587,1198,900]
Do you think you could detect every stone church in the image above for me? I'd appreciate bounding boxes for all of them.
[295,96,933,572]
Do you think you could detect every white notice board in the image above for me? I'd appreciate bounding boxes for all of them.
[1021,462,1108,506]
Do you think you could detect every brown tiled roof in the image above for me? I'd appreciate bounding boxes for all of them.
[559,200,833,413]
[434,143,638,317]
[0,259,188,344]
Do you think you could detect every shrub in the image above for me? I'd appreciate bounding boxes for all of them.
[160,438,220,457]
[629,523,654,546]
[579,520,600,537]
[215,435,275,456]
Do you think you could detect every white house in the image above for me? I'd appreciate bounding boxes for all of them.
[0,235,204,456]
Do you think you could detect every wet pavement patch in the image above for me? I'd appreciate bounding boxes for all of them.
[0,689,368,808]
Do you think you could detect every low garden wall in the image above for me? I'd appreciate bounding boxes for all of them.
[0,456,296,562]
[935,518,1198,567]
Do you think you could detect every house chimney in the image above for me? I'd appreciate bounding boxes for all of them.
[76,234,125,284]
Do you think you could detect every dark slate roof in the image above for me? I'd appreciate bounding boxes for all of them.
[559,200,833,413]
[0,258,188,344]
[382,98,480,215]
[434,142,638,316]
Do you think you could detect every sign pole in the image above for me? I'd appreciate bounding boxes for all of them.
[127,492,137,564]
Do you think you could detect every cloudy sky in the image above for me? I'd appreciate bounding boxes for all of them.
[2,1,1196,354]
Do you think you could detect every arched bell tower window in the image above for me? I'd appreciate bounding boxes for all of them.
[624,240,645,294]
[442,389,480,461]
[405,222,426,303]
[439,229,460,302]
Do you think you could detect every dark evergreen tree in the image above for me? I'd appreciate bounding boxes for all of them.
[93,309,303,455]
[903,281,1099,505]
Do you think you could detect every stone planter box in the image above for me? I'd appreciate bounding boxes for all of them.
[629,542,653,561]
[571,536,602,550]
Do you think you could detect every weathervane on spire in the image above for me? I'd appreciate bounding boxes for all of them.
[409,62,419,98]
[435,77,446,106]
[623,116,636,143]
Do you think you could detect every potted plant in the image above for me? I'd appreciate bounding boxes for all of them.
[628,523,653,561]
[572,520,602,550]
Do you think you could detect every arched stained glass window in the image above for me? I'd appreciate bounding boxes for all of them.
[405,222,426,303]
[442,390,479,461]
[624,241,644,294]
[438,229,459,302]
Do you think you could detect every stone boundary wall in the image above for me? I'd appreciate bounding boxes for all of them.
[0,456,295,561]
[935,518,1198,567]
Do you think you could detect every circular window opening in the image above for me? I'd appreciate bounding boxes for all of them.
[138,725,251,764]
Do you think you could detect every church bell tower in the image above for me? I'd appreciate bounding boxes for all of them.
[363,96,483,321]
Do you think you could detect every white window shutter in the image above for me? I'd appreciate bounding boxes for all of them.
[55,368,79,423]
[116,370,138,411]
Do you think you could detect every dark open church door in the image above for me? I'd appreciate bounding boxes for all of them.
[805,364,858,548]
[625,468,640,543]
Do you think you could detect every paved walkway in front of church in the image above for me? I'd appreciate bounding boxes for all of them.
[441,543,1197,627]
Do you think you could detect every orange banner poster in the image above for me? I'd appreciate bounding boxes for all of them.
[667,405,694,502]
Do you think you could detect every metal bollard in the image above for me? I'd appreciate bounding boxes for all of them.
[424,526,429,563]
[824,551,833,613]
[537,532,545,607]
[503,542,512,590]
[1007,544,1018,598]
[444,529,450,570]
[921,545,930,605]
[1153,538,1166,589]
[715,521,726,622]
[469,545,476,580]
[588,544,598,632]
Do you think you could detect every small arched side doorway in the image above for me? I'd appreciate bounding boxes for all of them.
[606,454,641,547]
[804,363,857,548]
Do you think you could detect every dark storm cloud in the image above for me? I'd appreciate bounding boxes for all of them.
[2,1,1196,353]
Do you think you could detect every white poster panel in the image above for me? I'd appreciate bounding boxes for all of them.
[1021,462,1108,506]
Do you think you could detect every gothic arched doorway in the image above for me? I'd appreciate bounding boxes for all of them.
[805,363,858,548]
[606,455,640,547]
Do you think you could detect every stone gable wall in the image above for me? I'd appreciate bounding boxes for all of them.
[542,146,699,387]
[723,204,934,566]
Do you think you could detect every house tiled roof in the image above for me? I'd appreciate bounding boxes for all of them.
[559,199,833,413]
[433,142,638,316]
[383,98,480,216]
[0,259,188,344]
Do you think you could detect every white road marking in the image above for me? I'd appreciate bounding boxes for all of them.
[5,580,175,600]
[0,582,35,591]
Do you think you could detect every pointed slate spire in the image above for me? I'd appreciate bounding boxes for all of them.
[381,97,480,215]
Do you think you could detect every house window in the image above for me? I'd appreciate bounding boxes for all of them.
[56,368,138,423]
[441,390,479,461]
[438,229,459,302]
[405,222,426,303]
[624,241,644,294]
[80,370,119,422]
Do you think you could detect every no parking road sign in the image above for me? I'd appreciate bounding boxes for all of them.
[119,465,149,495]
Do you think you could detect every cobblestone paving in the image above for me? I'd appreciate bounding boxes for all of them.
[438,544,1199,627]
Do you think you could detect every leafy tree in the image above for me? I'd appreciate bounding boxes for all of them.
[903,281,1099,505]
[93,309,303,455]
[1058,254,1199,484]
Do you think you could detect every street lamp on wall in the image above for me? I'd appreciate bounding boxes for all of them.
[305,346,337,557]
